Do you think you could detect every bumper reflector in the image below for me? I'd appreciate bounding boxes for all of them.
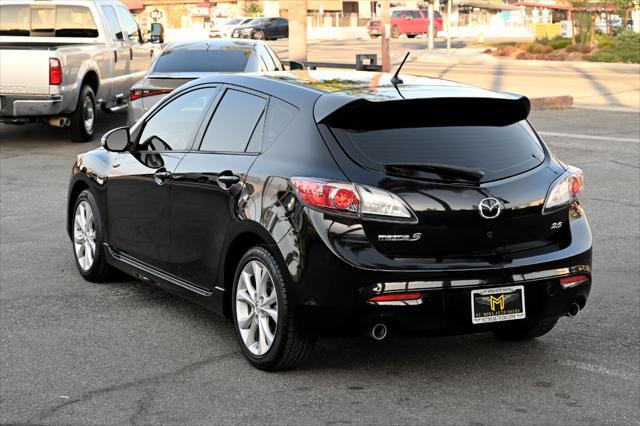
[560,274,590,289]
[368,292,423,302]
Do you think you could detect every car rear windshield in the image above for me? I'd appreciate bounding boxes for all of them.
[152,50,251,73]
[0,5,98,37]
[330,122,545,183]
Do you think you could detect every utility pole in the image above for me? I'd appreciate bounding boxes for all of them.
[381,0,391,72]
[289,0,308,63]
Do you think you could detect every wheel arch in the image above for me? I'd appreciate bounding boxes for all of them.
[220,225,283,318]
[67,179,90,240]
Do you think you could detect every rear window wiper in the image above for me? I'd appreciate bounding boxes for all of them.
[385,163,485,181]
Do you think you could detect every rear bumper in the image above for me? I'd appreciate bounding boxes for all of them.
[0,94,63,118]
[280,204,593,336]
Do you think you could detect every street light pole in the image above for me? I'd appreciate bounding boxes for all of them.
[428,3,435,50]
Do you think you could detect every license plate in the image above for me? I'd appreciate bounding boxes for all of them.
[471,285,526,324]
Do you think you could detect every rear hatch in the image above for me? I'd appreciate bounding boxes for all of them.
[317,88,569,261]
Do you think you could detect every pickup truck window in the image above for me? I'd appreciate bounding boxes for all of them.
[114,6,140,41]
[0,5,98,38]
[101,5,124,41]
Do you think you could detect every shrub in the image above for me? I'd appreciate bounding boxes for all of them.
[590,31,640,63]
[536,36,572,50]
[596,34,616,49]
[516,52,536,60]
[495,45,517,56]
[527,43,553,54]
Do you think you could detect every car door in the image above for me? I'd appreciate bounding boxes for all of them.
[170,87,268,290]
[114,5,153,87]
[100,5,130,98]
[107,87,218,271]
[408,10,424,33]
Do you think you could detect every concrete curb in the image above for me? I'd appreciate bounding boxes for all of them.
[530,96,574,110]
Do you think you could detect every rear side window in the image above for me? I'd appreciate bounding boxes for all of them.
[153,50,251,73]
[262,98,298,152]
[331,123,545,182]
[0,5,98,37]
[200,89,266,152]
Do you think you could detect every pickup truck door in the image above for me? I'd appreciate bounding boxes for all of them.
[100,5,130,99]
[114,5,153,87]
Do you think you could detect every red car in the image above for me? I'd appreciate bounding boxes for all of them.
[367,8,443,39]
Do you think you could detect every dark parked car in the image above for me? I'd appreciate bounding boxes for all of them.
[67,71,592,371]
[127,39,284,126]
[232,17,288,40]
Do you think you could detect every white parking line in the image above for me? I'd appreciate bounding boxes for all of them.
[539,131,640,143]
[559,359,639,382]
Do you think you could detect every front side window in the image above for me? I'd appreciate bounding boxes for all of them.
[200,89,266,152]
[138,88,216,152]
[114,6,139,41]
[101,6,123,41]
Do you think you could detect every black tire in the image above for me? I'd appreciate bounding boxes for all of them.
[493,319,558,341]
[253,30,265,40]
[231,246,315,371]
[71,189,113,282]
[369,34,380,39]
[391,25,401,38]
[70,85,96,142]
[407,34,417,38]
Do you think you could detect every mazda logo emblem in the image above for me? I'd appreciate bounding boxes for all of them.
[479,197,502,219]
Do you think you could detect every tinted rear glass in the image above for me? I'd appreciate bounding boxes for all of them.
[0,5,98,37]
[153,50,251,73]
[331,122,545,182]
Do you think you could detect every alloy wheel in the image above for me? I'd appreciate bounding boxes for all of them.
[235,260,279,356]
[82,95,95,134]
[73,200,96,271]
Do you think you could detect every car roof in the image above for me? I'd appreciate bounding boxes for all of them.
[164,38,264,51]
[178,70,527,122]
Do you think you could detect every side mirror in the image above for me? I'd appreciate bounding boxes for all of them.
[289,61,304,70]
[101,127,130,152]
[150,23,165,44]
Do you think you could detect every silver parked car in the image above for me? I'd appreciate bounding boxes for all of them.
[209,17,253,38]
[127,38,284,126]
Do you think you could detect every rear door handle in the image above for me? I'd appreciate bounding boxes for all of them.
[154,169,172,185]
[217,174,241,190]
[130,48,133,60]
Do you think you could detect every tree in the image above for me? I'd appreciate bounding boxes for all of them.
[244,1,262,17]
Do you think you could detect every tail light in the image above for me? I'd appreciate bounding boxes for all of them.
[130,88,172,101]
[49,58,62,85]
[543,166,584,214]
[290,177,415,221]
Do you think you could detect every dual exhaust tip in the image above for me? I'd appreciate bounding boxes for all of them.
[48,117,70,128]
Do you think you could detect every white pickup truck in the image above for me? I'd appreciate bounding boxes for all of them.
[0,0,162,141]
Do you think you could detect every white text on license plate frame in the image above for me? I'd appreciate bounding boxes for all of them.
[471,285,526,324]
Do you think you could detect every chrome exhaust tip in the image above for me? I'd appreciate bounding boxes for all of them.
[567,302,581,318]
[370,323,388,341]
[48,117,70,127]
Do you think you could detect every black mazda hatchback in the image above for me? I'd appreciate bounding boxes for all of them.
[67,71,592,370]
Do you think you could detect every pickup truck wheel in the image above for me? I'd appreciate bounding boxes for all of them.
[391,25,401,38]
[369,34,380,39]
[70,85,96,142]
[407,34,417,38]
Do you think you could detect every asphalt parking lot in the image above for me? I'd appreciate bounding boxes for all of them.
[1,108,639,425]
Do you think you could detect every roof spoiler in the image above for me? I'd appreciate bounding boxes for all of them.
[316,94,531,130]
